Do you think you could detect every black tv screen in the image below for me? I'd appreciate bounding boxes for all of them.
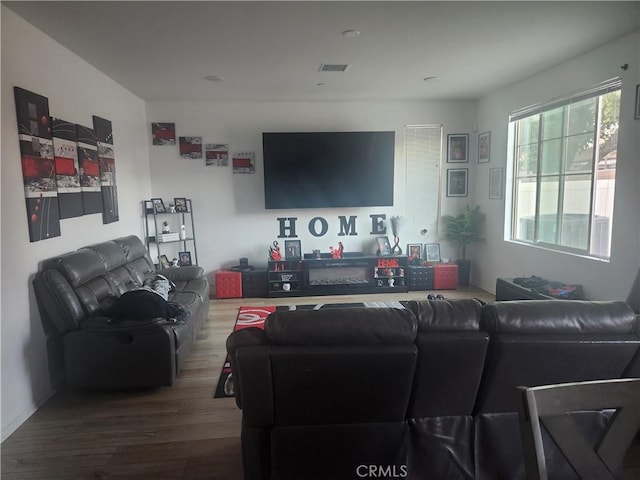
[263,131,395,209]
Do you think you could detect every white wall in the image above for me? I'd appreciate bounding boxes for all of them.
[472,31,640,300]
[145,100,476,279]
[1,7,152,440]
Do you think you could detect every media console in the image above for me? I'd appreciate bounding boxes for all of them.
[267,253,409,297]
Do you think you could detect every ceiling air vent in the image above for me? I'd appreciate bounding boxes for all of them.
[318,64,351,72]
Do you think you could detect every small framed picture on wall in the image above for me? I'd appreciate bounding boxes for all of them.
[478,131,491,163]
[447,134,469,163]
[489,167,504,199]
[447,168,468,197]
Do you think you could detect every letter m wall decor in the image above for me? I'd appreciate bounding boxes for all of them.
[13,87,61,242]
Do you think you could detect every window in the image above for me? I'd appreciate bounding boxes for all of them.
[405,125,442,237]
[509,78,621,259]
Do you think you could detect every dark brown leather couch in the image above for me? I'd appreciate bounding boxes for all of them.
[227,299,639,480]
[33,235,209,389]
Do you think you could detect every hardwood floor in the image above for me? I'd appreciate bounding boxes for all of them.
[2,288,638,479]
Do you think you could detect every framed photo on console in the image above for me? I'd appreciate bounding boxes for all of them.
[376,236,392,256]
[407,243,422,264]
[159,254,171,269]
[284,239,302,260]
[151,198,166,213]
[425,243,441,263]
[178,251,192,266]
[174,197,188,212]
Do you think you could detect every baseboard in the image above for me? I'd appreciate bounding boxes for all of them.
[1,382,61,442]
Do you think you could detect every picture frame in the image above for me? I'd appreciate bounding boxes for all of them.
[178,251,192,266]
[425,243,441,263]
[159,254,171,269]
[478,131,491,163]
[174,197,188,212]
[489,167,504,199]
[376,236,392,256]
[151,122,176,146]
[151,198,166,213]
[447,134,469,163]
[447,168,468,197]
[407,243,423,265]
[284,239,302,260]
[635,84,640,120]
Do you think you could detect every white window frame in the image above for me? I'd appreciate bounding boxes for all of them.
[507,78,621,260]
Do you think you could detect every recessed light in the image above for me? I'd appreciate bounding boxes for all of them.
[205,75,224,82]
[342,30,360,38]
[423,76,439,82]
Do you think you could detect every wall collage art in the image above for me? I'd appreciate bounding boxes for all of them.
[14,87,119,242]
[151,122,254,174]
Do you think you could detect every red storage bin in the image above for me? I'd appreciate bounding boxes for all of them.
[215,270,243,298]
[433,263,458,290]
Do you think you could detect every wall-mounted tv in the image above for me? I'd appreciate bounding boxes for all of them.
[263,131,395,209]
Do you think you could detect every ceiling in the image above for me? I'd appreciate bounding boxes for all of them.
[4,1,639,102]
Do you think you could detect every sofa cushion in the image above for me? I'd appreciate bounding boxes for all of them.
[46,249,106,288]
[481,300,636,334]
[86,241,127,270]
[406,299,483,331]
[265,307,417,345]
[114,235,149,262]
[271,345,417,426]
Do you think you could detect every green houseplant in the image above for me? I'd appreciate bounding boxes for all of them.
[441,205,484,286]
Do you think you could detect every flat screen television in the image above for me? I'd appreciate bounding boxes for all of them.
[263,131,395,209]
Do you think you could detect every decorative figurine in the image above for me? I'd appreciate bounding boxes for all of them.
[330,242,344,259]
[269,241,282,261]
[162,221,170,234]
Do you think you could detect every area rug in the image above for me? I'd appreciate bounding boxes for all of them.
[213,302,405,398]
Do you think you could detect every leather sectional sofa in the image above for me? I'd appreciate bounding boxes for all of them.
[227,298,640,480]
[33,235,209,389]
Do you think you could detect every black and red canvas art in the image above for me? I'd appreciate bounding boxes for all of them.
[151,122,176,145]
[93,115,119,224]
[179,136,203,159]
[14,87,61,242]
[76,125,102,215]
[52,118,83,219]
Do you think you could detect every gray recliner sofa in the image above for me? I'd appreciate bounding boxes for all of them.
[33,235,209,389]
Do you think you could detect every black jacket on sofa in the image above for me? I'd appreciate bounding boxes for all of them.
[227,299,639,480]
[33,235,209,389]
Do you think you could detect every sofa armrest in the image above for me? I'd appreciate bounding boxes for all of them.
[158,266,204,282]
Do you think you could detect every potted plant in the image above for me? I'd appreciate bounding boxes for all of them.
[441,205,484,286]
